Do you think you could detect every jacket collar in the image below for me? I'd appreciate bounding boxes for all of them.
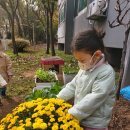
[89,54,106,72]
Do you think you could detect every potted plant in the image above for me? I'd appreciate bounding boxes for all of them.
[63,64,79,84]
[0,98,83,130]
[25,81,62,101]
[34,68,58,91]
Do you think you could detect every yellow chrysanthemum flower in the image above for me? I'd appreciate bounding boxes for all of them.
[0,98,83,130]
[52,124,59,130]
[50,118,55,122]
[32,112,38,118]
[33,122,47,129]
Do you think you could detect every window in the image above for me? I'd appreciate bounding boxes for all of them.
[59,3,66,24]
[78,0,87,12]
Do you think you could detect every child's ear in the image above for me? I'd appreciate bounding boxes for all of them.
[95,50,102,60]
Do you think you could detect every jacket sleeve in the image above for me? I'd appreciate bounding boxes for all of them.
[0,74,7,87]
[5,54,13,76]
[57,70,82,101]
[68,69,115,121]
[57,77,77,101]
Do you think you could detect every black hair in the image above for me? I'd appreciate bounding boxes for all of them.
[71,29,107,60]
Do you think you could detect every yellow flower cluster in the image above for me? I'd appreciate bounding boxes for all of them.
[0,98,83,130]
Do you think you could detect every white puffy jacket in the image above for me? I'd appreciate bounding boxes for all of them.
[57,63,116,128]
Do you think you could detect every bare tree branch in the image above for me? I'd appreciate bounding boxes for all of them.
[32,9,46,29]
[120,8,130,22]
[14,0,19,14]
[109,0,130,99]
[0,1,12,19]
[109,20,120,28]
[121,1,128,12]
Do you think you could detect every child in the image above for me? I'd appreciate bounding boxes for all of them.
[57,30,116,130]
[0,40,12,98]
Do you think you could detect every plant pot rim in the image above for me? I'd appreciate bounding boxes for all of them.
[63,71,77,75]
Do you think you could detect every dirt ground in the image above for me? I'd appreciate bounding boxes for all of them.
[0,96,22,119]
[109,97,130,130]
[0,96,129,130]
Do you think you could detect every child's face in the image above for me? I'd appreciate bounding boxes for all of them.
[73,50,102,70]
[73,51,92,64]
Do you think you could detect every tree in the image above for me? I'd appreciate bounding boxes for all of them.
[109,0,130,99]
[24,0,33,44]
[40,0,51,54]
[24,0,46,44]
[17,0,29,38]
[16,0,25,37]
[31,0,49,52]
[32,0,57,56]
[0,7,8,31]
[16,12,23,37]
[41,0,57,56]
[45,0,50,55]
[48,0,57,56]
[0,0,19,54]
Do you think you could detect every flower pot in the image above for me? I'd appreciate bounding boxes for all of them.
[63,72,76,85]
[33,73,58,92]
[33,82,52,92]
[33,77,52,92]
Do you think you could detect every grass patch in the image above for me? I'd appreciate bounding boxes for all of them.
[5,46,46,99]
[5,45,78,100]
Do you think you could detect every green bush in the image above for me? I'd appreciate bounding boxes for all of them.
[8,38,30,52]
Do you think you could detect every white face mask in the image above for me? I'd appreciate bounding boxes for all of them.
[78,53,98,71]
[78,61,92,71]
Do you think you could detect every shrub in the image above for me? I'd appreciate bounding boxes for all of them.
[8,38,30,52]
[0,98,83,130]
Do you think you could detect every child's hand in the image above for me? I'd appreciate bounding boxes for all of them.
[67,98,74,105]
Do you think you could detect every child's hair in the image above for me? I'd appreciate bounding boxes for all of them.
[71,29,107,59]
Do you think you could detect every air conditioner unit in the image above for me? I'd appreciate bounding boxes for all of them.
[87,0,108,20]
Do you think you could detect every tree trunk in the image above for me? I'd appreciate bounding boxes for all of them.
[50,13,55,56]
[26,3,32,44]
[46,9,50,54]
[16,13,23,37]
[117,26,130,99]
[11,17,18,55]
[17,5,25,37]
